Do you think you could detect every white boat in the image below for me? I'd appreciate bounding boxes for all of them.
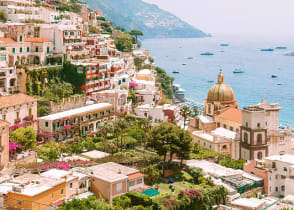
[233,68,245,74]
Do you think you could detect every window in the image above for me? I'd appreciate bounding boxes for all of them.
[0,55,6,61]
[222,145,227,150]
[129,180,135,187]
[116,183,122,192]
[35,47,39,52]
[47,47,50,53]
[65,31,68,36]
[20,47,22,53]
[122,78,126,82]
[3,115,5,121]
[257,123,260,128]
[56,122,60,128]
[45,121,49,127]
[244,133,248,144]
[272,162,276,169]
[217,122,220,127]
[20,36,22,42]
[284,167,288,172]
[257,134,262,145]
[208,104,211,114]
[70,183,73,189]
[61,189,64,194]
[12,48,15,53]
[16,112,19,120]
[70,32,74,36]
[275,187,278,192]
[230,126,233,131]
[29,109,32,117]
[137,178,142,184]
[52,192,54,199]
[281,185,285,192]
[257,152,263,160]
[246,122,248,127]
[27,47,30,52]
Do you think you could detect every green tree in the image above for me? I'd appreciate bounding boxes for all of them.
[118,119,128,151]
[37,103,50,117]
[115,33,133,52]
[58,196,111,210]
[147,122,179,170]
[176,128,193,166]
[89,25,99,33]
[134,57,144,70]
[180,106,192,128]
[99,122,114,152]
[140,164,160,185]
[129,30,144,43]
[189,167,203,184]
[113,195,131,209]
[49,81,73,100]
[0,10,7,22]
[138,118,152,149]
[191,106,199,117]
[37,141,62,161]
[10,126,37,150]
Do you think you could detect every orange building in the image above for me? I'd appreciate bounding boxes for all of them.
[5,174,66,210]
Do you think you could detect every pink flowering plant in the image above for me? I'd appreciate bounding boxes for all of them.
[9,142,22,155]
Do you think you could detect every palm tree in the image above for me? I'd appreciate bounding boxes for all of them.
[118,119,128,151]
[191,106,200,117]
[180,106,192,129]
[138,118,152,149]
[99,121,114,152]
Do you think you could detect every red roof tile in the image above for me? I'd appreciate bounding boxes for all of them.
[216,108,242,124]
[0,38,16,43]
[24,37,51,42]
[128,172,144,180]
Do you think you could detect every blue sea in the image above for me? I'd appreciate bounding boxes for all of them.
[142,35,294,126]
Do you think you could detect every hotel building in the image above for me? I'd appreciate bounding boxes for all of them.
[38,103,115,141]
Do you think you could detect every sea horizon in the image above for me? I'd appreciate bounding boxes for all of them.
[142,34,294,126]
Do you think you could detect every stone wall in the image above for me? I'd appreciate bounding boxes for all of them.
[8,151,37,168]
[39,95,87,114]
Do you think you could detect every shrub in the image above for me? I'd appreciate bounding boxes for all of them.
[126,191,152,207]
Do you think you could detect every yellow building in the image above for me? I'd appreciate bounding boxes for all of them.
[5,174,66,210]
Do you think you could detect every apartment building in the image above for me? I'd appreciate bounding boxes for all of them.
[0,93,37,130]
[38,103,115,141]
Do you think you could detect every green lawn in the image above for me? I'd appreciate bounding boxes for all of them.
[158,171,198,195]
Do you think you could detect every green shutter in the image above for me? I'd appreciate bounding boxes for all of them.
[20,48,22,53]
[45,121,49,127]
[27,47,30,52]
[20,36,22,42]
[36,47,38,52]
[12,48,15,53]
[47,47,49,53]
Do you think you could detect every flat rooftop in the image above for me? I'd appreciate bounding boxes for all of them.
[88,162,139,182]
[39,103,113,121]
[186,160,242,178]
[9,174,64,197]
[81,150,110,159]
[266,154,294,165]
[231,198,266,208]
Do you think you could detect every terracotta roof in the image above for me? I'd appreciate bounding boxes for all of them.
[128,172,144,180]
[0,93,37,109]
[0,38,16,43]
[216,108,242,124]
[24,37,51,43]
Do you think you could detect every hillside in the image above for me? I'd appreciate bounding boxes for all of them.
[82,0,208,38]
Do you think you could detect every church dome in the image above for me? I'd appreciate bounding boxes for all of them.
[207,72,235,102]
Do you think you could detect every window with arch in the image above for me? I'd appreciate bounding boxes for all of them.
[222,145,227,150]
[281,185,285,192]
[257,151,263,160]
[244,133,248,144]
[257,134,262,145]
[208,104,211,114]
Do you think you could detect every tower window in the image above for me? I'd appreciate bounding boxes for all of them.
[257,123,260,128]
[257,151,263,160]
[257,134,262,145]
[244,133,248,144]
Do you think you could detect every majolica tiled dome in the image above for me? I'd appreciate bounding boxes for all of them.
[207,72,235,102]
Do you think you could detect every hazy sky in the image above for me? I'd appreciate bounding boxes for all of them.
[143,0,294,36]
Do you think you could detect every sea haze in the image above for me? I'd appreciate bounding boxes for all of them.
[142,35,294,126]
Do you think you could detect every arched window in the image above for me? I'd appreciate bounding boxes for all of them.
[257,134,262,145]
[222,145,227,150]
[257,152,263,160]
[208,104,211,114]
[244,133,248,144]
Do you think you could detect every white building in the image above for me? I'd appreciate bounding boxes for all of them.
[134,104,167,124]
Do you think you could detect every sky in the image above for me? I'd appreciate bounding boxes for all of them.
[143,0,294,36]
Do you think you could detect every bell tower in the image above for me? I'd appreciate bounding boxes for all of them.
[240,106,268,160]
